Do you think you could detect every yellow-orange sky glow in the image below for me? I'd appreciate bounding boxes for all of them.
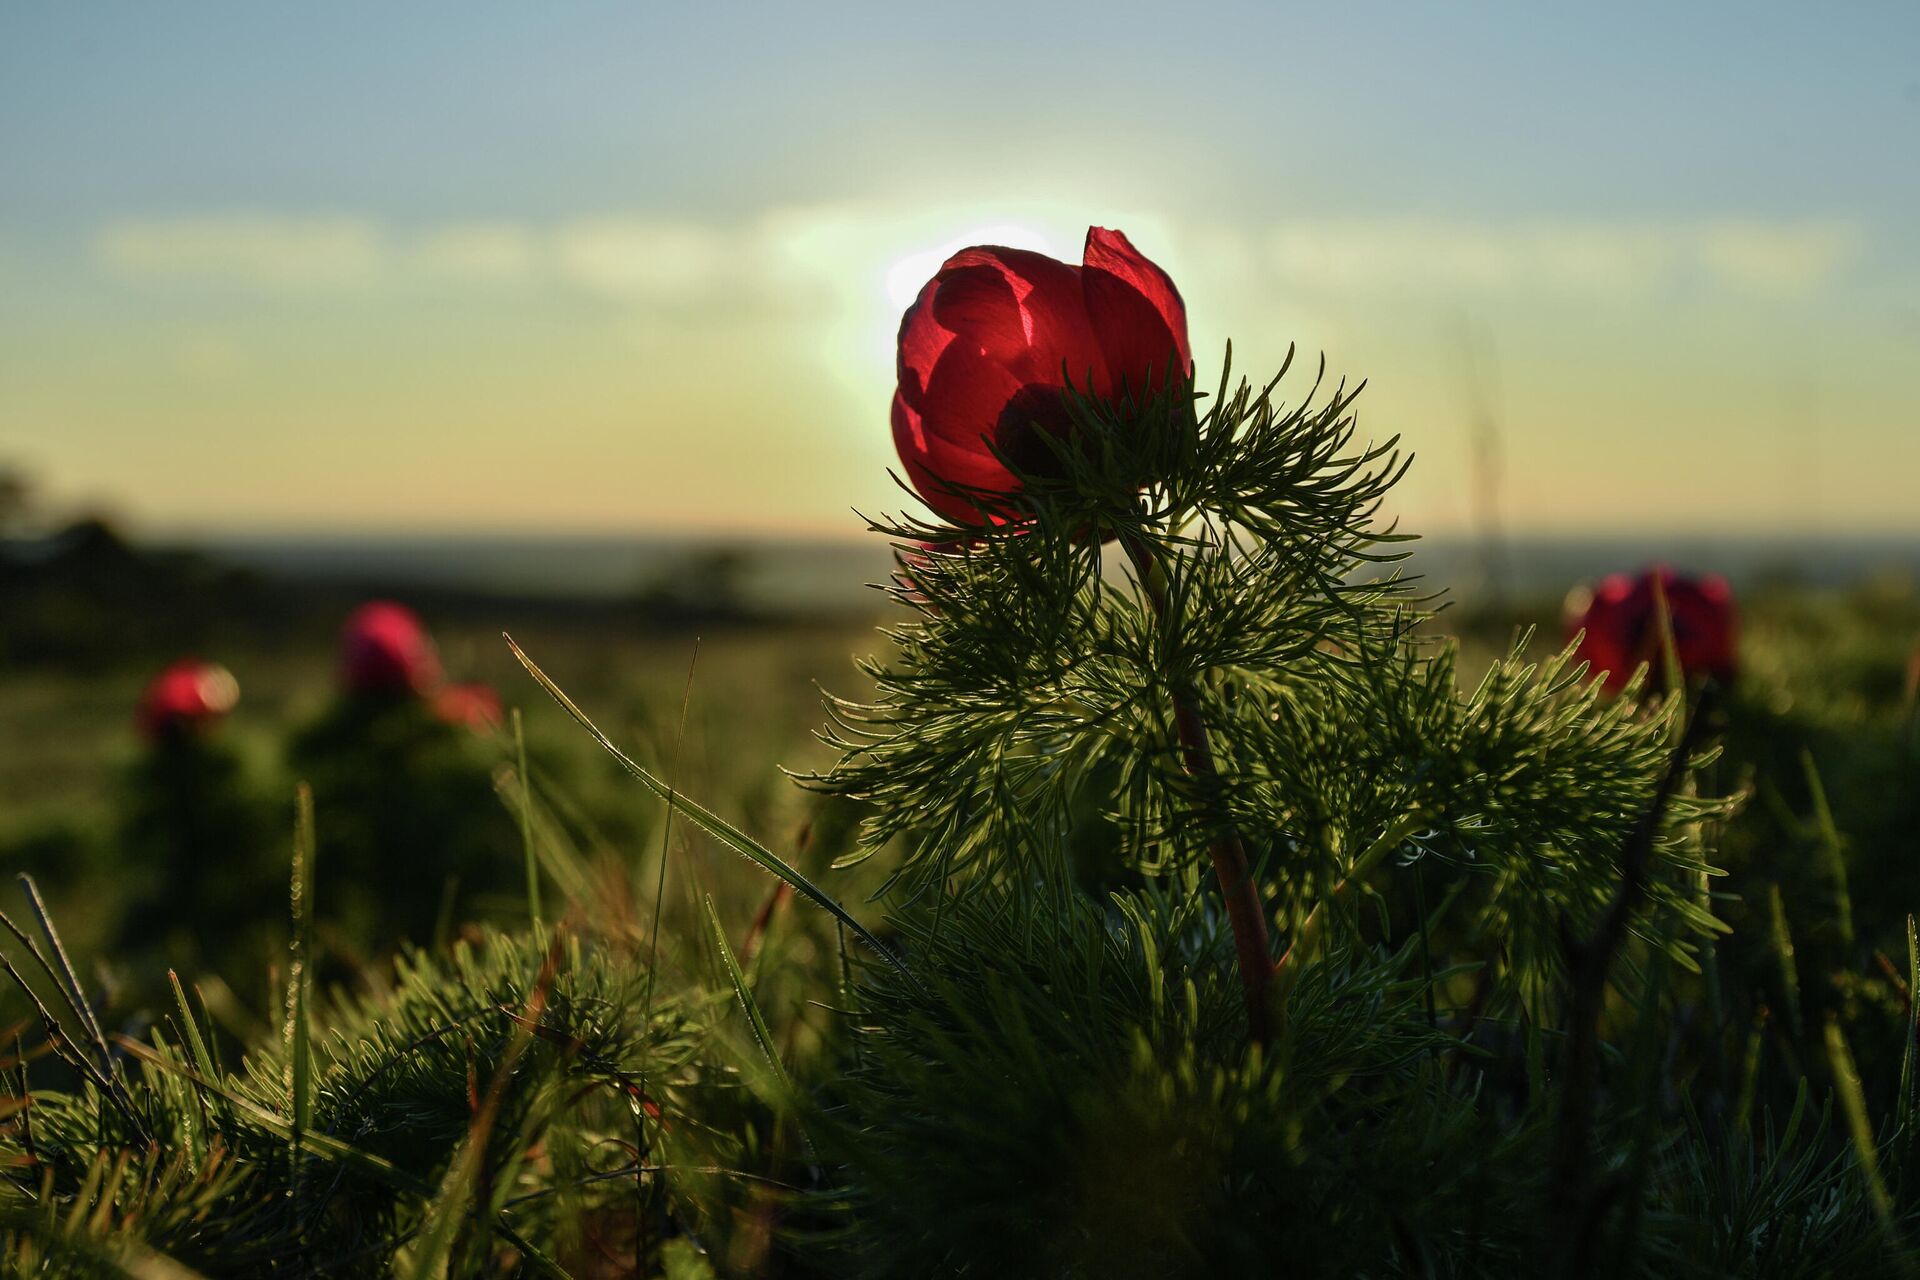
[3,4,1915,541]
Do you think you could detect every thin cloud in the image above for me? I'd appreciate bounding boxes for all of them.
[89,211,1865,309]
[551,219,739,299]
[1263,218,1860,300]
[96,216,384,288]
[1696,221,1862,296]
[412,223,542,284]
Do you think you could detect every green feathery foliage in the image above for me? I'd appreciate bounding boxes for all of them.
[794,346,1859,1276]
[813,348,1728,1010]
[0,923,749,1277]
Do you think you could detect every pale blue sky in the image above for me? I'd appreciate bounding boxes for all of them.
[3,2,1916,535]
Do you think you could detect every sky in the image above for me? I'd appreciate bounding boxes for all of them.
[2,1,1916,541]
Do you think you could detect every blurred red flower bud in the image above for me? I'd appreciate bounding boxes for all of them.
[340,601,442,697]
[1565,566,1737,694]
[434,682,503,732]
[136,658,239,741]
[892,226,1191,525]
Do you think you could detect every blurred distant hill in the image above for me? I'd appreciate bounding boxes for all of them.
[202,528,1920,611]
[5,447,1917,673]
[0,516,893,672]
[202,532,897,614]
[0,518,281,668]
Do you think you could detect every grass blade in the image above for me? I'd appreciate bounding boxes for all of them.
[168,970,218,1089]
[404,1131,486,1280]
[1802,751,1855,950]
[286,783,318,1191]
[506,635,909,981]
[1825,1017,1900,1245]
[1732,1006,1768,1136]
[169,968,231,1147]
[496,1222,576,1279]
[1902,916,1920,1146]
[514,708,544,934]
[0,907,146,1136]
[18,874,110,1071]
[704,894,791,1097]
[1767,885,1804,1038]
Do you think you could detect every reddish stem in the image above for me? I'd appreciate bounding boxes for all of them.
[1122,532,1275,1046]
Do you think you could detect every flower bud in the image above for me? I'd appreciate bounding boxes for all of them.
[340,601,442,697]
[136,658,239,741]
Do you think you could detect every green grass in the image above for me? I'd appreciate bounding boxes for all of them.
[0,615,879,1014]
[4,581,1915,977]
[0,575,1915,1275]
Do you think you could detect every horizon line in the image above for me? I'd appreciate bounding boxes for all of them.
[125,523,1920,547]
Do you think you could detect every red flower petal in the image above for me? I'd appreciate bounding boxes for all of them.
[933,247,1108,393]
[918,337,1027,451]
[1594,573,1635,606]
[896,277,952,415]
[929,257,1028,364]
[1663,578,1738,680]
[892,392,1011,525]
[1082,227,1191,399]
[340,601,442,696]
[1572,595,1636,691]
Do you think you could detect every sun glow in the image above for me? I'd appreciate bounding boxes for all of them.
[881,223,1064,314]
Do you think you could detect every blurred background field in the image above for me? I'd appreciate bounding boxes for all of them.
[5,496,1918,1014]
[0,501,889,1015]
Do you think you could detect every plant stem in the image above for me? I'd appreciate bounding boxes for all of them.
[1545,685,1716,1277]
[1121,531,1275,1046]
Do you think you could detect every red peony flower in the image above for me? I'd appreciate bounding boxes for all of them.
[1565,566,1737,693]
[892,226,1191,524]
[136,658,239,741]
[339,601,442,697]
[433,682,503,732]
